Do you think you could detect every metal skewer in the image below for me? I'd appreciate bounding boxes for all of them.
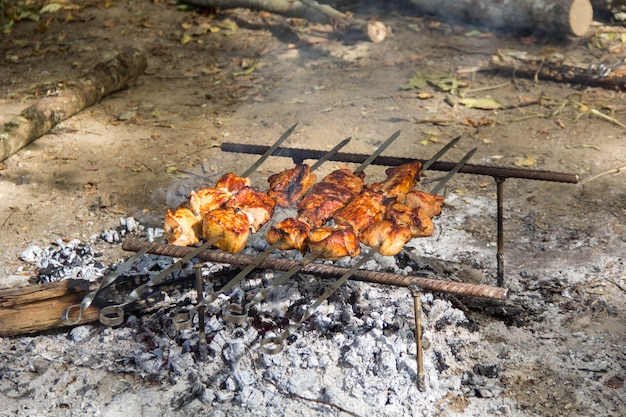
[173,135,355,330]
[84,123,299,327]
[257,137,467,354]
[430,147,477,195]
[221,130,404,325]
[61,232,171,325]
[260,245,379,354]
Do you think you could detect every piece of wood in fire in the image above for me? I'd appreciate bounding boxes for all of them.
[0,47,148,163]
[408,0,593,37]
[0,279,100,336]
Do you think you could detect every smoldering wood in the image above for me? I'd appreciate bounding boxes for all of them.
[0,47,148,162]
[408,0,593,37]
[0,279,100,336]
[492,49,626,90]
[0,269,237,337]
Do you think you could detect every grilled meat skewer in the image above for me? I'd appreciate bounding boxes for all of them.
[267,163,317,207]
[297,168,366,228]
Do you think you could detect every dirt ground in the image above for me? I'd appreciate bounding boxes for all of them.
[1,1,625,416]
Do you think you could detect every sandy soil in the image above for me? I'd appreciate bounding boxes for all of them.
[1,1,625,416]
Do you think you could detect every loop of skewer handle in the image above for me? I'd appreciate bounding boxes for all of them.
[172,311,192,330]
[260,335,285,355]
[99,305,125,327]
[223,304,249,324]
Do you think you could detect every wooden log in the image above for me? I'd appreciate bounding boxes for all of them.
[0,47,148,162]
[0,279,100,337]
[407,0,593,37]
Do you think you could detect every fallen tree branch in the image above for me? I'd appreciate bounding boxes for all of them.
[491,49,626,90]
[0,47,148,162]
[182,0,386,42]
[183,0,346,25]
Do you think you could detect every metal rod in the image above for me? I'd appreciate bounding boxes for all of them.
[122,240,509,300]
[194,263,207,358]
[409,285,425,392]
[496,177,505,287]
[221,143,579,183]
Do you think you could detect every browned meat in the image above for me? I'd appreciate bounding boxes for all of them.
[267,164,317,207]
[386,202,434,237]
[404,190,444,218]
[215,173,251,193]
[369,161,422,203]
[188,187,232,217]
[202,208,250,253]
[333,189,387,234]
[308,224,361,260]
[360,220,413,256]
[164,207,202,246]
[225,186,276,233]
[297,169,365,227]
[266,217,312,252]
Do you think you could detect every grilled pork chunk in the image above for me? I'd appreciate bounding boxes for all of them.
[188,188,232,217]
[297,169,365,227]
[267,164,317,207]
[386,202,434,238]
[360,220,413,256]
[164,207,202,246]
[215,173,251,193]
[202,208,250,253]
[404,190,444,218]
[308,224,361,260]
[266,217,312,252]
[333,189,388,235]
[225,186,276,233]
[369,161,422,203]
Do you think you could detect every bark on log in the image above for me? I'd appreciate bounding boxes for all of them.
[408,0,593,37]
[0,47,148,162]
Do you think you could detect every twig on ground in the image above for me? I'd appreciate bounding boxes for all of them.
[262,376,362,417]
[580,164,626,184]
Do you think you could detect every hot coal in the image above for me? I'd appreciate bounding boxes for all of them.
[19,217,168,284]
[20,239,106,284]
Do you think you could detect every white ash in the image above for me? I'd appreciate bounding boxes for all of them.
[6,201,626,416]
[20,217,167,284]
[20,238,107,284]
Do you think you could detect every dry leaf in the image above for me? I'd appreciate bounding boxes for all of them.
[459,98,502,110]
[514,155,537,167]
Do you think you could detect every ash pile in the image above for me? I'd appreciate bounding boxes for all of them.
[3,200,625,416]
[3,215,514,417]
